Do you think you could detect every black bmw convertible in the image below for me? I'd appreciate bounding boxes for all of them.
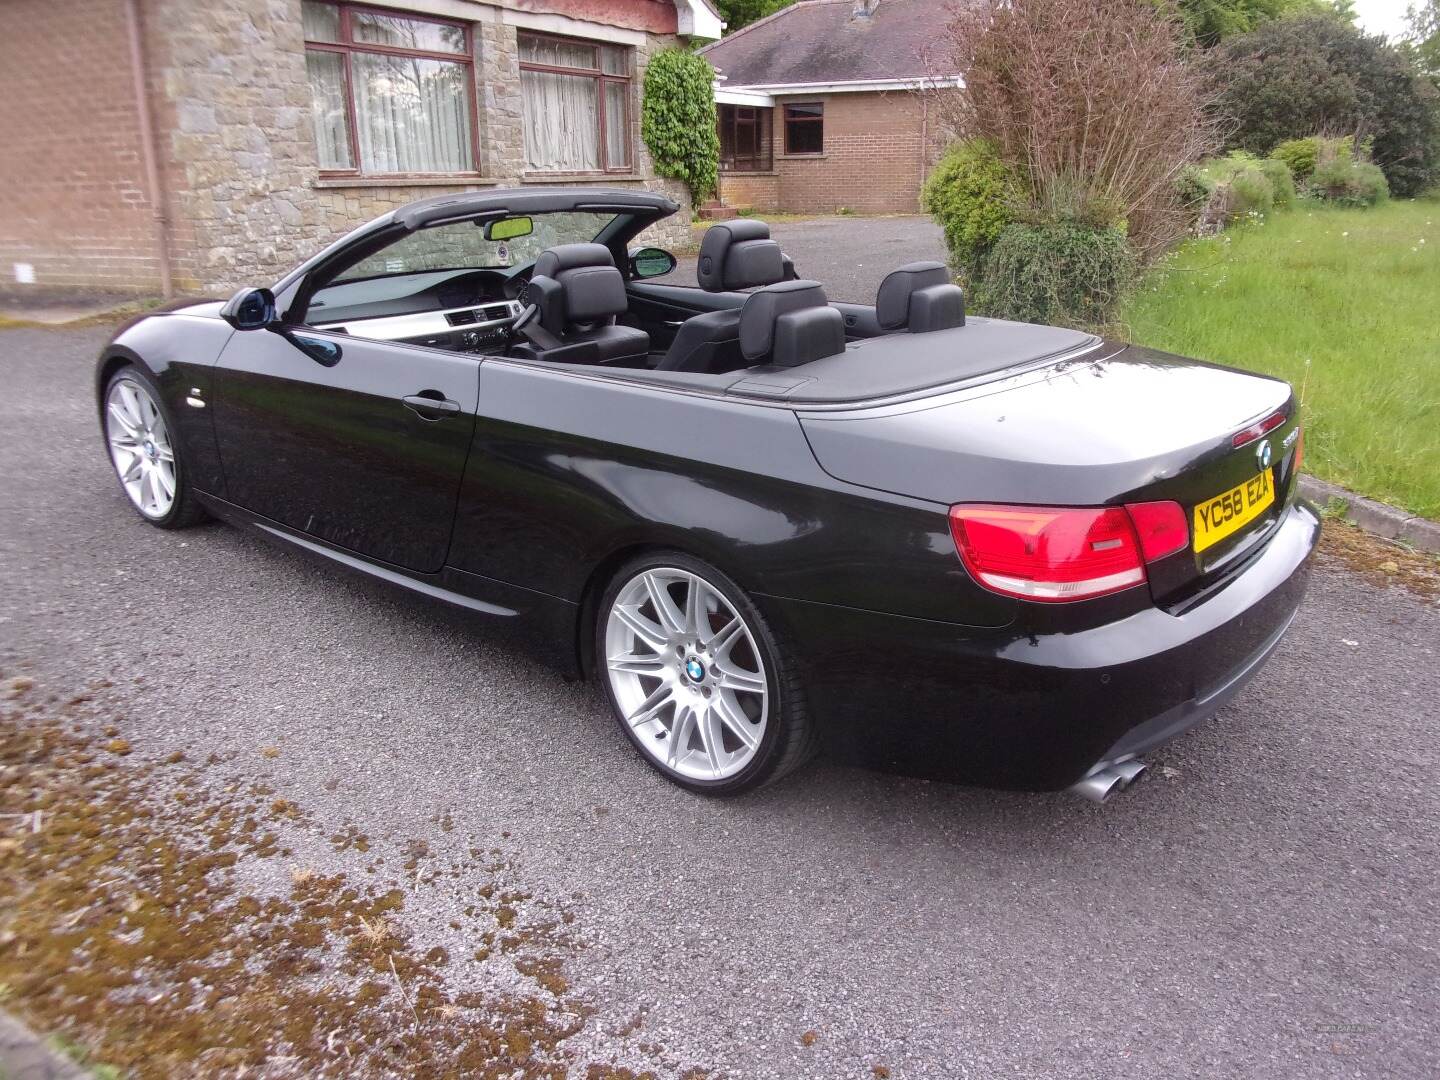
[96,188,1318,801]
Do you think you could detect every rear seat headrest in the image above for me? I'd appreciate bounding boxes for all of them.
[739,280,845,368]
[698,219,786,292]
[876,261,966,333]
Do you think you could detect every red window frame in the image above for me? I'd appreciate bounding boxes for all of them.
[783,102,824,155]
[517,31,633,175]
[303,1,479,177]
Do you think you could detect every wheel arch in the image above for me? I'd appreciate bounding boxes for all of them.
[95,346,147,413]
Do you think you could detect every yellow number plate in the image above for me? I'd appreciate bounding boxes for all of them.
[1193,469,1275,553]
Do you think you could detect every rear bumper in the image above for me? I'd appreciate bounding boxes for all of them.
[762,500,1320,791]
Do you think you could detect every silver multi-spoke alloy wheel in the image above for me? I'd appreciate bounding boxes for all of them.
[603,566,769,782]
[105,376,177,520]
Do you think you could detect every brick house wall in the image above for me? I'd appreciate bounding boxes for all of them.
[719,90,943,216]
[0,0,166,294]
[0,0,693,299]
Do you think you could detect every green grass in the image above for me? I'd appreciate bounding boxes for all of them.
[1123,195,1440,519]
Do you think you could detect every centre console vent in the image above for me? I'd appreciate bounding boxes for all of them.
[445,309,478,326]
[483,304,512,321]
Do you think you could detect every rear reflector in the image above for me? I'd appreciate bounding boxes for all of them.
[948,505,1146,603]
[1232,411,1286,448]
[1293,426,1304,474]
[1125,500,1190,563]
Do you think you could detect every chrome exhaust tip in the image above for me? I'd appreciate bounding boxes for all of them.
[1111,759,1147,786]
[1069,759,1147,803]
[1070,767,1126,803]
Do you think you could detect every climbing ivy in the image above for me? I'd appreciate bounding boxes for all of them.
[641,47,720,205]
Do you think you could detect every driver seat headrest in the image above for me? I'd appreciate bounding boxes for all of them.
[531,243,627,330]
[697,219,786,293]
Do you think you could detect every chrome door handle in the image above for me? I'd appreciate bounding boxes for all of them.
[402,393,461,419]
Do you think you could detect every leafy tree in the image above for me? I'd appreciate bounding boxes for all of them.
[642,49,721,204]
[1408,0,1440,78]
[1174,0,1353,47]
[716,0,797,33]
[1208,14,1440,195]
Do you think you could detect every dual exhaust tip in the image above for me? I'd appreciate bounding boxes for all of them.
[1070,759,1147,803]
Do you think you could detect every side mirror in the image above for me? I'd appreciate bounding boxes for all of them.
[629,247,677,279]
[220,287,277,331]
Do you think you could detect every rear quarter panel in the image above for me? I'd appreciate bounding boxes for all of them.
[450,360,1015,628]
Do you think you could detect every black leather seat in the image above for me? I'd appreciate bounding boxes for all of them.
[875,261,966,333]
[738,280,846,368]
[523,243,649,365]
[656,220,787,374]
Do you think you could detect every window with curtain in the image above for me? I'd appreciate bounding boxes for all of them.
[518,33,631,174]
[783,102,824,155]
[302,1,475,176]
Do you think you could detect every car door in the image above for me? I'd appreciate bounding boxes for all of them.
[211,327,480,574]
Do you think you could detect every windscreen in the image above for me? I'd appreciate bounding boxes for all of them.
[333,211,620,284]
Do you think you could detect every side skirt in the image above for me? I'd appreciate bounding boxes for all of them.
[193,491,582,675]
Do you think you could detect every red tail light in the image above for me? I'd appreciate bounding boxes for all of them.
[1232,411,1286,448]
[1125,500,1190,563]
[949,501,1190,603]
[949,505,1145,602]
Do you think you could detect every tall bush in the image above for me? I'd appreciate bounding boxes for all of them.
[1270,135,1356,180]
[1310,157,1390,204]
[974,222,1137,328]
[641,49,720,205]
[938,0,1221,262]
[920,139,1023,276]
[1207,14,1440,196]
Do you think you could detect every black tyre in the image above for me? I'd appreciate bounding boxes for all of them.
[595,550,817,795]
[102,365,207,529]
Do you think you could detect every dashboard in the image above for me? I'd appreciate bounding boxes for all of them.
[308,267,528,352]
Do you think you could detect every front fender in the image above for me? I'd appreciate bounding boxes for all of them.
[97,312,235,498]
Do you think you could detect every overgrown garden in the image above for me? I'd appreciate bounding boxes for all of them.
[922,0,1440,329]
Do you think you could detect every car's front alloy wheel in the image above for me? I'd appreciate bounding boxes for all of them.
[598,553,816,794]
[103,367,205,529]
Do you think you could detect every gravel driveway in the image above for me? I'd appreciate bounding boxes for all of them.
[2,319,1438,1079]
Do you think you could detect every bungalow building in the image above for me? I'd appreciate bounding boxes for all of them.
[700,0,960,215]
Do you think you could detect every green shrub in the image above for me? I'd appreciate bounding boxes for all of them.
[973,221,1137,329]
[921,138,1024,276]
[1191,151,1298,221]
[1269,135,1357,181]
[1310,157,1390,206]
[641,48,720,205]
[1176,165,1216,214]
[1259,158,1296,208]
[1227,166,1275,215]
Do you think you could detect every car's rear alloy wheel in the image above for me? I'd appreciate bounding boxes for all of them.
[104,368,205,529]
[598,553,816,794]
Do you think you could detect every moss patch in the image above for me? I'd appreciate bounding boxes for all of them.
[0,679,688,1078]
